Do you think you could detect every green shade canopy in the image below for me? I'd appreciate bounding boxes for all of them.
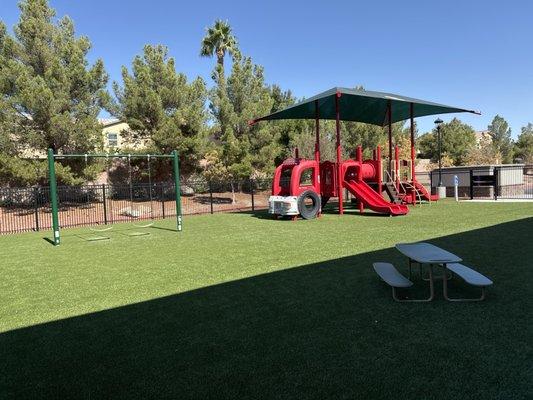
[251,87,480,126]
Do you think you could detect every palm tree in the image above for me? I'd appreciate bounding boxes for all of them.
[200,19,238,67]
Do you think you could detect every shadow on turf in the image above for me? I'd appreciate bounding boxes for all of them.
[149,225,180,233]
[4,217,532,399]
[237,203,393,220]
[42,237,56,245]
[41,225,179,244]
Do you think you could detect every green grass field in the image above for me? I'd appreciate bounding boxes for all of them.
[1,201,532,399]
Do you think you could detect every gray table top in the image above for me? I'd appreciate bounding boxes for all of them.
[396,242,463,264]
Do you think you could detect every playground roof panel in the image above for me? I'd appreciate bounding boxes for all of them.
[251,87,480,126]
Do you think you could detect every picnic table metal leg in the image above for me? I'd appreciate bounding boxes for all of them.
[442,263,486,302]
[420,264,452,281]
[392,263,434,302]
[428,264,435,301]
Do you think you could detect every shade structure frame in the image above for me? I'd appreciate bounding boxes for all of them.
[250,87,479,126]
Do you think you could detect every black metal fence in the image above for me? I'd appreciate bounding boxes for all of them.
[494,165,533,199]
[2,166,531,235]
[0,178,272,235]
[428,165,533,200]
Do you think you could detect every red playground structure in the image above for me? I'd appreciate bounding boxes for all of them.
[251,87,479,219]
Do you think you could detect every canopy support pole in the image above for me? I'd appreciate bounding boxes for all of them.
[388,101,393,181]
[314,100,320,164]
[394,145,400,191]
[410,103,415,181]
[335,92,343,215]
[377,145,383,195]
[410,103,416,203]
[315,100,322,217]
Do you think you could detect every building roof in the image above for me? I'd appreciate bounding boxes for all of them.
[98,118,122,128]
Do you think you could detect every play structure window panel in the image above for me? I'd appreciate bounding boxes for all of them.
[323,169,332,185]
[299,168,314,186]
[280,168,292,187]
[107,132,118,147]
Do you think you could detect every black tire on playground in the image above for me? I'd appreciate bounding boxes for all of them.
[297,190,321,219]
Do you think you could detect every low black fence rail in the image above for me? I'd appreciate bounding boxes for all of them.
[0,178,272,235]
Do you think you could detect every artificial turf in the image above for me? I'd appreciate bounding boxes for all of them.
[0,200,532,399]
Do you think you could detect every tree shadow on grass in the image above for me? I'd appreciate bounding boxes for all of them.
[3,218,533,400]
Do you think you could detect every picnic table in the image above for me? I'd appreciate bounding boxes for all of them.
[373,242,492,302]
[395,242,463,301]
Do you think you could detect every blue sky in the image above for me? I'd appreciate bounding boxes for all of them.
[2,0,532,136]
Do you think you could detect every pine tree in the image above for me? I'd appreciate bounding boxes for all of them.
[113,45,208,175]
[418,118,476,165]
[208,52,274,180]
[514,123,533,163]
[268,85,310,165]
[487,115,514,163]
[0,0,109,155]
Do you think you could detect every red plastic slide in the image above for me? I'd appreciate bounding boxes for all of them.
[344,180,409,215]
[412,180,439,202]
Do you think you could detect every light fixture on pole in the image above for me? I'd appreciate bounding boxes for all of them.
[434,118,444,187]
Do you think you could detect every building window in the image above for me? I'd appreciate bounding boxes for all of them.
[107,132,118,147]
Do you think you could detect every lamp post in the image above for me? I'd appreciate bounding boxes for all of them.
[434,118,444,195]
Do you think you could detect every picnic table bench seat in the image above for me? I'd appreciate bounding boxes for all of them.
[443,263,493,301]
[373,262,433,302]
[446,263,493,287]
[373,262,413,288]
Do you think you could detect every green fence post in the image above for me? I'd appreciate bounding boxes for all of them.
[47,148,60,245]
[172,150,183,232]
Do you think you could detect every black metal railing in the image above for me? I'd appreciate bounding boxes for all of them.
[3,166,530,235]
[427,165,533,200]
[494,165,533,199]
[0,178,273,235]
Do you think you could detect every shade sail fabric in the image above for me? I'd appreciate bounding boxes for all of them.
[251,87,479,126]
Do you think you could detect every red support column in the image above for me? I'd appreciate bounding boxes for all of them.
[356,145,362,164]
[410,103,415,181]
[377,145,383,195]
[410,102,416,203]
[335,91,343,215]
[388,101,393,181]
[357,146,364,214]
[394,145,400,191]
[315,100,321,217]
[314,100,320,164]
